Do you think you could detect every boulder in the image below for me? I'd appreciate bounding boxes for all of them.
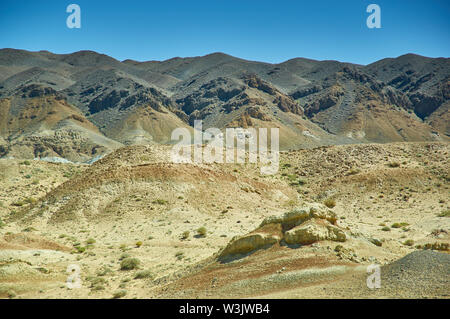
[284,219,346,245]
[260,204,337,230]
[219,233,280,259]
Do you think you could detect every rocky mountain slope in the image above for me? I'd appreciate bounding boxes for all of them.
[0,49,448,161]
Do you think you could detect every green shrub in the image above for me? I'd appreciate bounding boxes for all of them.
[134,269,153,279]
[152,199,168,205]
[324,198,336,208]
[197,227,207,237]
[75,246,86,253]
[437,210,450,217]
[403,239,414,246]
[347,168,361,175]
[119,253,131,260]
[86,238,96,245]
[112,290,127,299]
[181,231,190,240]
[135,241,143,248]
[369,238,382,247]
[391,222,409,228]
[417,242,449,251]
[388,161,400,168]
[175,251,184,260]
[96,266,112,277]
[120,258,140,270]
[12,201,24,207]
[381,226,391,231]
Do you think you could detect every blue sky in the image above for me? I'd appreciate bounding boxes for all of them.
[0,0,449,65]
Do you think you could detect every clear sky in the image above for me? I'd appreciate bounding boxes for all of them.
[0,0,449,65]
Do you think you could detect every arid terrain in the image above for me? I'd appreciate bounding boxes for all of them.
[0,141,448,299]
[0,49,449,299]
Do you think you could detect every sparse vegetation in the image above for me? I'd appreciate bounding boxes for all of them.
[403,239,414,246]
[96,266,112,277]
[134,269,153,279]
[135,241,143,248]
[416,242,449,251]
[120,257,140,270]
[75,246,86,253]
[324,198,336,208]
[175,251,184,260]
[437,210,450,217]
[119,253,131,260]
[112,290,127,299]
[347,167,361,175]
[152,199,168,205]
[391,222,409,229]
[181,231,190,240]
[381,226,391,231]
[388,161,400,168]
[197,227,207,237]
[87,276,107,290]
[369,238,382,247]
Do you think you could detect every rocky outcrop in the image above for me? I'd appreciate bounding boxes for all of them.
[303,85,344,117]
[219,232,280,259]
[284,219,346,245]
[218,204,346,261]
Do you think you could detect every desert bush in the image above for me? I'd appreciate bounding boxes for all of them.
[134,269,153,279]
[152,199,168,205]
[417,242,449,251]
[181,231,190,240]
[86,238,96,245]
[75,246,86,253]
[197,227,207,237]
[388,161,400,168]
[135,241,143,248]
[324,198,336,208]
[175,251,184,260]
[12,201,24,207]
[119,253,131,260]
[96,266,112,276]
[403,239,414,246]
[381,226,391,231]
[112,290,127,299]
[391,222,409,228]
[120,258,140,270]
[87,277,106,289]
[347,168,361,175]
[369,238,382,247]
[437,210,450,217]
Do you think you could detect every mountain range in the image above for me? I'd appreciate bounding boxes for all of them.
[0,48,448,162]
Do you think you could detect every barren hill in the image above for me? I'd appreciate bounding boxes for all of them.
[0,142,448,298]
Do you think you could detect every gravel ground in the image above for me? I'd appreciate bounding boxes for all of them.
[380,250,450,297]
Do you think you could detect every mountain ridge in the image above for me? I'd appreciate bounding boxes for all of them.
[0,48,448,162]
